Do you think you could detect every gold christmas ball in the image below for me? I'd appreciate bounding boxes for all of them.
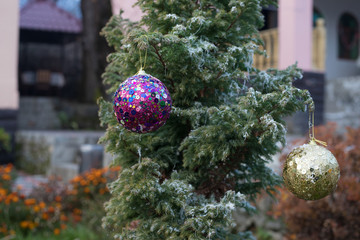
[283,140,340,200]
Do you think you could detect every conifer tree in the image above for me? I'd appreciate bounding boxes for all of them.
[99,0,313,239]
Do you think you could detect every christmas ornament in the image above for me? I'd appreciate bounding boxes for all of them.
[283,110,340,200]
[113,69,172,133]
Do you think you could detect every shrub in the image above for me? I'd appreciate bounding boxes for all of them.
[273,123,360,240]
[0,165,120,239]
[0,164,67,238]
[66,166,120,208]
[66,166,120,236]
[0,128,10,152]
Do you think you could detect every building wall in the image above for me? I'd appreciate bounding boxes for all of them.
[0,0,19,110]
[314,0,360,130]
[278,0,313,71]
[314,0,360,80]
[111,0,142,21]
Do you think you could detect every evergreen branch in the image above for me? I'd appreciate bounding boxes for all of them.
[168,77,176,92]
[226,13,242,32]
[150,43,176,92]
[121,139,139,157]
[215,71,223,80]
[266,104,279,115]
[151,43,167,69]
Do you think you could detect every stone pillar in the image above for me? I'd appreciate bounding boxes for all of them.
[278,0,313,70]
[0,0,19,110]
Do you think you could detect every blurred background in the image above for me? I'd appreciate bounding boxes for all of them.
[0,0,359,239]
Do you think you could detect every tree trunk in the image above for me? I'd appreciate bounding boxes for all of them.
[80,0,112,103]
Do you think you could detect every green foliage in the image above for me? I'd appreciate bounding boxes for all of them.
[255,227,274,240]
[99,0,313,239]
[0,128,11,152]
[15,137,50,175]
[13,224,100,240]
[57,111,79,130]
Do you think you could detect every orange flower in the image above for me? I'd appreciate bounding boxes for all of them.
[60,214,68,221]
[28,222,36,230]
[0,225,7,233]
[55,203,62,209]
[20,221,36,229]
[4,165,12,173]
[12,195,19,203]
[99,188,106,195]
[55,196,62,202]
[72,176,81,182]
[94,170,102,178]
[289,234,296,240]
[54,228,60,235]
[48,206,55,213]
[111,166,121,172]
[60,224,67,230]
[33,205,40,213]
[80,180,87,186]
[20,221,29,228]
[73,208,81,215]
[42,213,49,220]
[73,214,82,222]
[2,174,11,181]
[0,188,7,196]
[24,198,36,206]
[84,187,90,193]
[39,201,46,209]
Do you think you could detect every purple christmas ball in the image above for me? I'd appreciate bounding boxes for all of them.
[113,72,172,133]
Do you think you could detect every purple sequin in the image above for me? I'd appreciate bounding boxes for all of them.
[113,74,172,133]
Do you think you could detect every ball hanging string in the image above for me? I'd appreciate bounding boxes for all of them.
[308,108,327,146]
[283,106,340,200]
[136,36,149,75]
[113,34,172,134]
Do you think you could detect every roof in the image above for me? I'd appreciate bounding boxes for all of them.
[20,0,82,33]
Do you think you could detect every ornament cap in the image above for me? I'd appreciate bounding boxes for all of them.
[309,139,317,145]
[136,68,149,76]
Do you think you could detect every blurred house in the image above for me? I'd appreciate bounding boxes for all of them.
[19,0,82,99]
[255,0,360,131]
[0,0,113,172]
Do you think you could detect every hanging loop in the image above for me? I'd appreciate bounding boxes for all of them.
[136,35,149,75]
[308,107,327,147]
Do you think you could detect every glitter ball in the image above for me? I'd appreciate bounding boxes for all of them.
[113,72,172,133]
[283,141,340,200]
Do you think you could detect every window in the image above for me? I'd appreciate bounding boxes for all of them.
[338,13,359,60]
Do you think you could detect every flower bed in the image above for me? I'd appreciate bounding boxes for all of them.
[0,164,120,239]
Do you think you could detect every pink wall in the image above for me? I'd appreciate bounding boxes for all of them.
[111,0,142,21]
[0,0,19,109]
[278,0,313,70]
